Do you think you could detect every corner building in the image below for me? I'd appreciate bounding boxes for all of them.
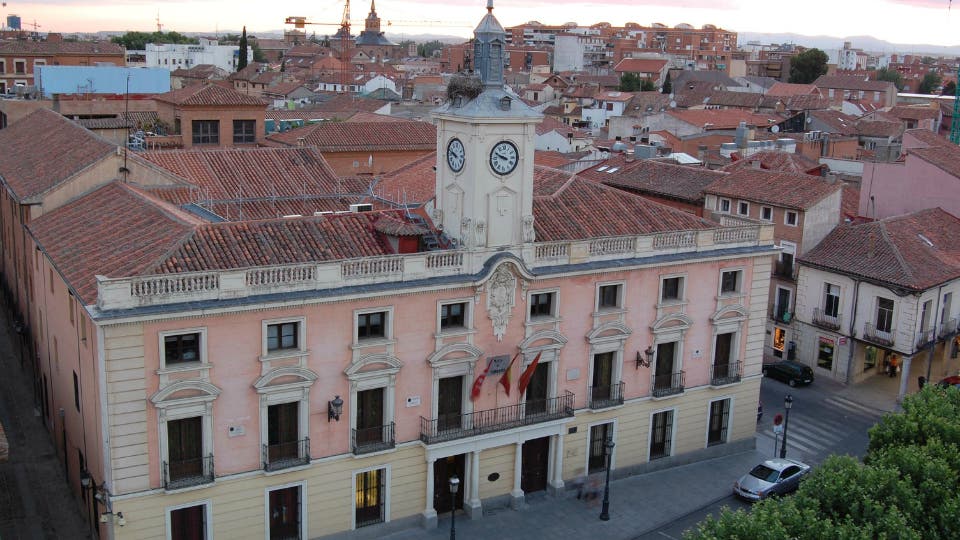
[18,3,776,539]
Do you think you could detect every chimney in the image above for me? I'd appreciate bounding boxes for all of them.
[735,121,747,148]
[296,137,306,147]
[697,144,707,162]
[629,136,637,143]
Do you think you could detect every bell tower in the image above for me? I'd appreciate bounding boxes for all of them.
[364,0,380,33]
[432,1,542,250]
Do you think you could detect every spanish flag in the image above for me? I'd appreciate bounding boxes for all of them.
[517,351,543,396]
[470,360,491,402]
[499,352,520,396]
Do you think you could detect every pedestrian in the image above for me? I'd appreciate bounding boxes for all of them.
[889,354,899,378]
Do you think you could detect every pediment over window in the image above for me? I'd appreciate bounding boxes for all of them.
[427,343,483,368]
[253,367,319,393]
[651,313,693,333]
[711,304,748,324]
[520,330,569,351]
[586,322,632,345]
[150,380,221,407]
[345,353,403,379]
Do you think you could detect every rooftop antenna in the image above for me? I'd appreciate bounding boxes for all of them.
[156,11,162,33]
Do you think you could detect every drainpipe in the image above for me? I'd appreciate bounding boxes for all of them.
[846,279,861,383]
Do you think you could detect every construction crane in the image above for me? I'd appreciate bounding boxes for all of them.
[285,0,353,93]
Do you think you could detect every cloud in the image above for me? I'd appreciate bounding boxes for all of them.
[885,0,956,8]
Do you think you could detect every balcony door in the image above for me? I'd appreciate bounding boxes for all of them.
[654,342,676,391]
[524,362,549,415]
[168,416,202,481]
[356,388,384,446]
[713,333,733,378]
[268,402,299,463]
[775,287,792,320]
[591,352,614,401]
[437,376,463,432]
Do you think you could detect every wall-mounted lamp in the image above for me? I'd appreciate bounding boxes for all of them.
[328,395,344,422]
[636,345,655,369]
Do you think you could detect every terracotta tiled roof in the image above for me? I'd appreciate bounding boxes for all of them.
[904,128,953,149]
[227,62,269,81]
[27,182,197,303]
[172,64,226,79]
[534,150,579,169]
[768,94,830,111]
[767,82,820,97]
[799,208,960,291]
[373,215,427,236]
[910,145,960,179]
[154,83,268,107]
[813,75,896,93]
[533,169,714,241]
[139,147,347,203]
[840,184,860,220]
[579,155,725,204]
[704,168,841,210]
[268,120,436,152]
[887,105,939,121]
[345,112,409,123]
[536,116,589,138]
[0,108,114,202]
[613,58,668,74]
[666,109,785,130]
[74,117,134,130]
[595,91,635,103]
[622,92,671,116]
[700,91,763,109]
[0,40,124,55]
[720,151,824,175]
[809,110,859,136]
[373,152,437,205]
[857,120,903,138]
[262,81,311,97]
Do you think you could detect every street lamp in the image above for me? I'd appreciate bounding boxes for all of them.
[779,394,793,459]
[448,475,459,540]
[599,438,615,521]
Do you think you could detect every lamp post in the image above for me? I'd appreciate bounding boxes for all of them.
[599,438,615,521]
[779,394,793,459]
[448,475,459,540]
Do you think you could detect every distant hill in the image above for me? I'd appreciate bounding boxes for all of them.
[738,32,960,57]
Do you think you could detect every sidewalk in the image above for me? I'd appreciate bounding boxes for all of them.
[382,449,766,540]
[0,305,90,539]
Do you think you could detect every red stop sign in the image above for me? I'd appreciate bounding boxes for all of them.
[773,413,784,426]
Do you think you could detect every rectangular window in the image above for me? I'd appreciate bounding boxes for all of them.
[598,284,621,309]
[591,351,614,402]
[785,210,798,226]
[14,60,25,74]
[707,399,730,446]
[920,300,932,331]
[761,206,773,221]
[170,504,207,540]
[355,469,385,527]
[737,201,749,216]
[0,61,5,74]
[650,410,674,460]
[440,302,467,330]
[876,297,894,333]
[267,322,299,352]
[718,198,731,213]
[529,292,555,319]
[268,485,302,539]
[818,337,835,370]
[73,371,80,411]
[720,270,740,295]
[587,423,612,474]
[68,295,75,326]
[357,311,387,340]
[164,333,201,366]
[232,119,256,144]
[191,120,219,144]
[661,276,683,302]
[824,283,840,318]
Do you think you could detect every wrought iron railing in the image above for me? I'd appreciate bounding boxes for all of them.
[769,305,792,324]
[710,361,742,386]
[163,454,214,490]
[652,371,685,398]
[812,307,841,331]
[419,391,575,445]
[916,328,936,349]
[940,318,959,338]
[262,437,310,472]
[864,322,895,347]
[588,381,625,409]
[351,422,395,455]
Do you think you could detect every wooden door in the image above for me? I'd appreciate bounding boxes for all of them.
[521,437,550,493]
[268,402,299,461]
[524,362,549,415]
[168,417,202,480]
[437,376,463,432]
[433,454,466,514]
[588,423,610,474]
[356,388,384,445]
[170,504,206,540]
[592,352,613,400]
[268,486,300,539]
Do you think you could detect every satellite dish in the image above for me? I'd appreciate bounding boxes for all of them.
[669,100,677,108]
[806,117,813,124]
[771,125,780,133]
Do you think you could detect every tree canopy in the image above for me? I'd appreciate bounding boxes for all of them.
[942,81,957,97]
[110,31,198,50]
[662,71,672,94]
[237,26,249,71]
[417,40,445,58]
[875,67,905,92]
[919,72,943,95]
[619,72,655,92]
[788,48,828,84]
[687,386,960,540]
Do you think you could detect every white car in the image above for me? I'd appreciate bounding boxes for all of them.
[733,458,810,501]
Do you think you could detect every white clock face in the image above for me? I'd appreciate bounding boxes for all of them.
[489,141,518,175]
[446,138,465,172]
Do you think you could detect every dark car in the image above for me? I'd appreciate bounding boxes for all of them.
[762,360,814,387]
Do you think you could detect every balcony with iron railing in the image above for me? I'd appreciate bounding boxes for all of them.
[769,305,792,324]
[916,328,935,349]
[812,307,841,331]
[652,370,685,398]
[864,322,895,347]
[419,391,575,445]
[588,381,625,410]
[710,361,742,387]
[940,318,959,338]
[95,225,774,312]
[163,454,214,490]
[773,260,796,281]
[352,422,395,455]
[262,438,310,472]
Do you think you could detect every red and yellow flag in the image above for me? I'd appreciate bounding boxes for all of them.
[517,351,543,396]
[498,352,520,396]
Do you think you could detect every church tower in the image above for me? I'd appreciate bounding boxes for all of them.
[432,1,542,250]
[364,0,381,33]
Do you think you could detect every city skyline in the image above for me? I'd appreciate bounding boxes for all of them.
[1,0,959,48]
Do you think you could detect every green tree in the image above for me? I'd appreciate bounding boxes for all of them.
[875,67,904,91]
[942,81,957,96]
[788,48,829,84]
[416,40,445,58]
[619,72,643,91]
[237,26,248,71]
[661,71,672,94]
[110,31,198,50]
[918,72,943,94]
[641,79,656,91]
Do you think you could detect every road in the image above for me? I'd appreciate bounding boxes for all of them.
[632,376,886,540]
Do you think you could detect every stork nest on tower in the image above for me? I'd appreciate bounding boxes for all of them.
[447,74,483,101]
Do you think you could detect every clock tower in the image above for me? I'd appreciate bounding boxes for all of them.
[433,0,542,250]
